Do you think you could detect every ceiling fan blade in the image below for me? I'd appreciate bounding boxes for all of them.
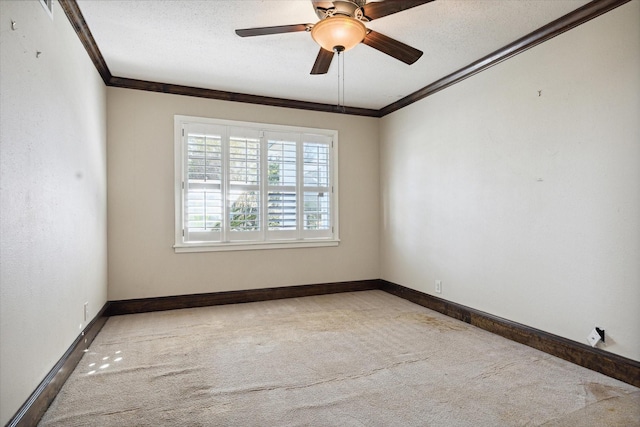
[235,24,310,37]
[362,0,435,21]
[311,48,334,74]
[362,30,423,65]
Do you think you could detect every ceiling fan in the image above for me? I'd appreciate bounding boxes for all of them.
[235,0,434,75]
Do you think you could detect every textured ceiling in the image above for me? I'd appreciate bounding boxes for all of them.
[76,0,591,110]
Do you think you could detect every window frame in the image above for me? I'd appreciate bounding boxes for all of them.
[174,115,339,253]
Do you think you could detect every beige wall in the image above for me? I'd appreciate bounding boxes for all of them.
[380,1,640,361]
[0,1,108,424]
[107,88,380,300]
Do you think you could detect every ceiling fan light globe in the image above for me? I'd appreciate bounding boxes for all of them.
[311,16,366,52]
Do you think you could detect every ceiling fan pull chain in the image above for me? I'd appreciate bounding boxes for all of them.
[341,52,346,112]
[337,50,346,112]
[337,50,341,109]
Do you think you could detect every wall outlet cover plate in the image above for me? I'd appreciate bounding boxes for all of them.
[587,328,601,347]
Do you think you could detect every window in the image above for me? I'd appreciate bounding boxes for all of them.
[174,116,339,252]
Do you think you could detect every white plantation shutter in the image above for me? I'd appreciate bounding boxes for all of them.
[175,116,338,251]
[302,134,332,238]
[227,127,261,241]
[183,123,224,243]
[265,131,298,240]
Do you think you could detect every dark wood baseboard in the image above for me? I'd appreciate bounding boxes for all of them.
[6,303,111,427]
[381,280,640,388]
[107,278,640,388]
[10,279,639,427]
[107,279,381,316]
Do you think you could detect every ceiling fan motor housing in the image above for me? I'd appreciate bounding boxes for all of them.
[315,1,366,20]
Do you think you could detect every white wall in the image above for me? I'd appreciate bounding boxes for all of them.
[380,1,640,361]
[107,88,380,300]
[0,1,108,424]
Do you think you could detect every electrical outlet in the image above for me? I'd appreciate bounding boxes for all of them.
[587,329,601,347]
[83,302,88,322]
[435,280,442,294]
[587,327,605,348]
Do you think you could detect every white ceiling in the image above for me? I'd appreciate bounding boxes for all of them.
[76,0,591,110]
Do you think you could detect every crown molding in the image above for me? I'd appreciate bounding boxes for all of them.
[60,0,630,116]
[58,0,112,84]
[108,76,381,117]
[379,0,631,116]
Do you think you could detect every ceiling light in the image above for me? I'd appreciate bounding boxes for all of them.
[311,16,367,52]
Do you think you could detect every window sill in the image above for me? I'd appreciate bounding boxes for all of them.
[174,239,340,253]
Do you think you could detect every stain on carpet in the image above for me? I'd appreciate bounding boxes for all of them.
[396,312,469,331]
[540,391,640,426]
[583,381,628,401]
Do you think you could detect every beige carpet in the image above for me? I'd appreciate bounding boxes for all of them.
[39,290,639,426]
